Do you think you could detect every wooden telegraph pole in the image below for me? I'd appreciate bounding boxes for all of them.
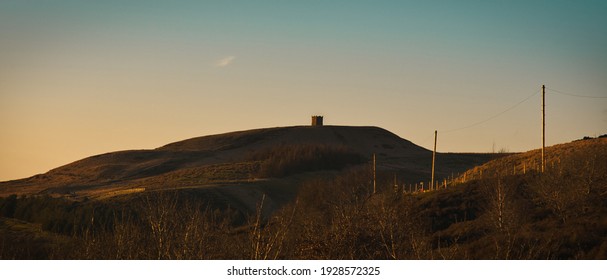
[431,130,437,191]
[542,85,545,173]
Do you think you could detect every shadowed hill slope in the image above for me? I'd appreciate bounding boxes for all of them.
[0,126,498,215]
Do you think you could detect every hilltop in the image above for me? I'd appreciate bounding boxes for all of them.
[0,126,497,209]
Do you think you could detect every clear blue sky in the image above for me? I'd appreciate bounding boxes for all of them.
[1,0,606,181]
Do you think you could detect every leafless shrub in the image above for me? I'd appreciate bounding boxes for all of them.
[249,195,297,260]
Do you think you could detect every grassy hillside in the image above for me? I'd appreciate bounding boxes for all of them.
[0,126,494,198]
[0,125,499,227]
[0,136,605,259]
[456,137,607,182]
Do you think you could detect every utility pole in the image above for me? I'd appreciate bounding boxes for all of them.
[373,153,377,194]
[431,130,437,191]
[542,85,545,173]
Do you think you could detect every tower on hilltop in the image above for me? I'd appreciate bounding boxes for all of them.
[311,115,323,126]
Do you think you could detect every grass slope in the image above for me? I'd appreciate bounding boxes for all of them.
[0,137,605,259]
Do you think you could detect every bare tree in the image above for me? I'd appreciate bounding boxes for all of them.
[481,176,523,259]
[143,191,179,259]
[250,195,297,260]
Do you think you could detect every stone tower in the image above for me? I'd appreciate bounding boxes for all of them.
[311,115,323,126]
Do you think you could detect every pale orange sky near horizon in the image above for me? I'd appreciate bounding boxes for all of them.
[1,1,606,181]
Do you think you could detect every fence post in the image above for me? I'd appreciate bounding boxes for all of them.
[372,153,376,194]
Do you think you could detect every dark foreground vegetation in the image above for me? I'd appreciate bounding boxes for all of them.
[1,143,606,259]
[247,144,367,178]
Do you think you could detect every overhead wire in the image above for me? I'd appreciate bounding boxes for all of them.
[546,87,607,99]
[420,85,603,153]
[440,89,540,133]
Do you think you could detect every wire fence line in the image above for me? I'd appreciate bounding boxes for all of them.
[393,158,565,195]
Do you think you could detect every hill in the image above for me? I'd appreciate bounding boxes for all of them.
[0,126,498,214]
[0,132,605,259]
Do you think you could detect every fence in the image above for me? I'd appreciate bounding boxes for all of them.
[395,158,564,195]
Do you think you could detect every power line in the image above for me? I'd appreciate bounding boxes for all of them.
[546,87,607,99]
[441,89,540,133]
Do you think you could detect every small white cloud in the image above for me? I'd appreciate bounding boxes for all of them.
[216,56,236,67]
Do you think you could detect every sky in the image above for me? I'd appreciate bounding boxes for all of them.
[1,0,606,181]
